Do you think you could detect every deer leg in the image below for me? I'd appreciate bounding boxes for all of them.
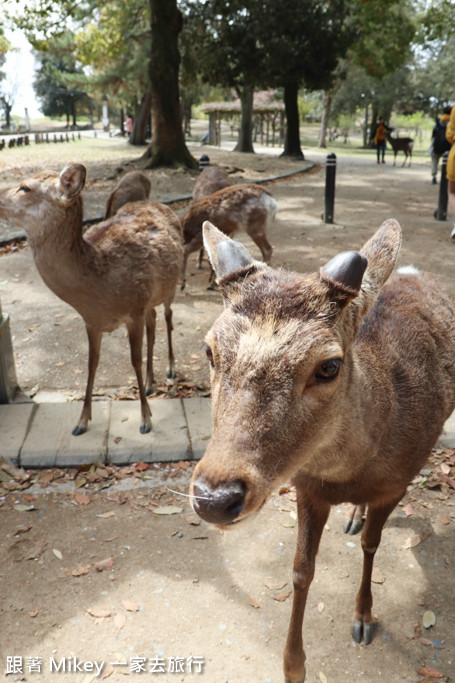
[197,248,204,269]
[126,317,152,434]
[181,237,204,290]
[343,503,366,535]
[163,300,177,379]
[246,218,273,263]
[145,307,157,395]
[283,493,330,683]
[352,491,405,645]
[73,326,102,436]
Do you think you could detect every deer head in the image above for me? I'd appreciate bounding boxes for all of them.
[190,219,401,526]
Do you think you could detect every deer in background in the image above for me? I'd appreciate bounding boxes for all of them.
[181,183,277,289]
[190,219,455,682]
[104,170,151,219]
[386,132,414,167]
[192,165,233,274]
[0,164,183,435]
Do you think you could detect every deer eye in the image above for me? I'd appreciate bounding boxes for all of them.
[315,358,341,381]
[202,343,215,369]
[18,185,31,193]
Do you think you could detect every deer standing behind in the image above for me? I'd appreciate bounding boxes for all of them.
[190,219,455,682]
[386,133,414,166]
[181,183,277,289]
[0,164,183,435]
[192,165,233,276]
[104,170,151,219]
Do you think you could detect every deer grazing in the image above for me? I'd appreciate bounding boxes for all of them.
[386,132,414,167]
[190,219,455,682]
[104,170,151,219]
[0,164,183,436]
[181,183,277,289]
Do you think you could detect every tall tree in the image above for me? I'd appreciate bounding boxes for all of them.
[141,0,197,168]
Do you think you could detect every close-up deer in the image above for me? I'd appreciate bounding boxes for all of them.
[190,219,455,683]
[0,164,183,436]
[181,183,277,289]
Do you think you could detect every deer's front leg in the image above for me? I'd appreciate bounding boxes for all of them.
[284,493,330,683]
[352,492,405,644]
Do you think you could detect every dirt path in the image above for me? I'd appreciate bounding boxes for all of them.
[0,146,454,682]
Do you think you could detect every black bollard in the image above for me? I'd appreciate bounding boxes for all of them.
[199,154,210,172]
[324,153,337,224]
[435,151,449,221]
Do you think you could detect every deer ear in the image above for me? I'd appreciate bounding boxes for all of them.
[320,251,368,296]
[59,163,86,199]
[203,221,254,280]
[357,218,402,315]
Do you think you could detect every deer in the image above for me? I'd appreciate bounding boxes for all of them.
[386,132,413,167]
[181,183,277,289]
[189,219,455,683]
[0,163,183,436]
[192,165,233,273]
[104,170,151,219]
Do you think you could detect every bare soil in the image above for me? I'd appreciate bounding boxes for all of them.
[0,140,455,683]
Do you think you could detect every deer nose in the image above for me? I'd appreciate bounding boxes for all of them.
[192,478,246,525]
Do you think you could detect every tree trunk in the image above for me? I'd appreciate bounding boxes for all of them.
[281,80,304,159]
[318,90,331,148]
[130,91,152,146]
[142,0,197,169]
[234,85,255,153]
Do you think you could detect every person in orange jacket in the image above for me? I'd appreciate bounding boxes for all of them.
[445,105,455,239]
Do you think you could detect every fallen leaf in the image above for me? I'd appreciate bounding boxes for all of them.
[114,613,127,631]
[72,564,91,577]
[186,514,201,526]
[404,503,414,516]
[29,608,40,618]
[14,503,36,512]
[26,540,47,560]
[264,581,288,591]
[372,567,386,584]
[317,602,325,613]
[248,596,260,609]
[52,548,63,560]
[152,505,183,515]
[135,462,150,471]
[319,673,328,683]
[0,459,29,481]
[122,599,140,612]
[416,664,444,678]
[419,637,434,647]
[403,532,428,549]
[74,491,91,505]
[95,557,114,572]
[422,610,436,628]
[96,511,116,519]
[440,516,450,525]
[87,608,112,619]
[440,463,451,475]
[273,589,292,602]
[15,524,32,535]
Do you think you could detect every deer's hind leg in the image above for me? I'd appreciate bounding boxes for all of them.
[127,316,152,434]
[246,209,273,263]
[352,491,405,644]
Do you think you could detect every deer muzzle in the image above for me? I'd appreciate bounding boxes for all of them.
[191,477,247,525]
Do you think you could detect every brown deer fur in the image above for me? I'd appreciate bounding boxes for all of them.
[386,133,413,167]
[181,183,277,288]
[192,165,232,202]
[190,219,455,683]
[0,164,183,435]
[104,170,151,219]
[192,165,233,275]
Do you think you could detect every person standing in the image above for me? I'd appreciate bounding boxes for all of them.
[430,106,452,184]
[370,116,393,164]
[445,104,455,239]
[125,114,133,138]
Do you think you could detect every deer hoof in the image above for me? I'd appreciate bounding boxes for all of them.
[166,369,177,379]
[140,421,152,434]
[72,424,87,436]
[343,518,364,535]
[351,620,374,644]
